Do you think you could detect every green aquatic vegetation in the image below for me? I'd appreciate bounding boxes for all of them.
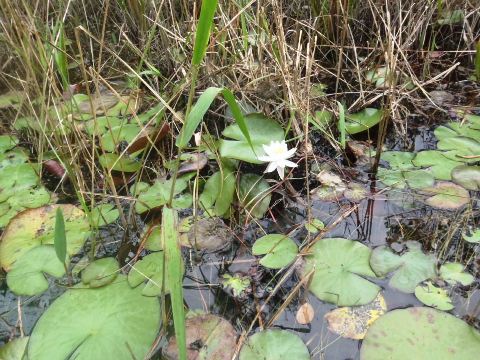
[238,173,272,218]
[90,203,120,227]
[252,234,298,269]
[6,245,66,296]
[344,108,383,135]
[370,241,436,293]
[0,90,23,109]
[81,257,119,288]
[381,151,415,170]
[199,167,236,217]
[439,262,474,286]
[414,281,454,311]
[219,113,284,164]
[0,337,28,360]
[462,228,480,243]
[99,153,142,172]
[221,273,251,298]
[412,150,463,180]
[0,135,18,152]
[423,181,470,210]
[27,277,161,360]
[239,329,310,360]
[303,238,380,306]
[451,165,480,190]
[305,218,325,233]
[360,307,480,359]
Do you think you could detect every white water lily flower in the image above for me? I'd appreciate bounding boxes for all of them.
[257,140,297,179]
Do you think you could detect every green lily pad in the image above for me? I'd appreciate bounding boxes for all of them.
[463,228,480,243]
[370,241,436,293]
[345,108,383,135]
[240,329,309,360]
[0,337,29,360]
[303,238,380,306]
[82,257,119,288]
[134,176,192,213]
[90,204,120,227]
[85,116,125,135]
[437,136,480,158]
[305,218,325,233]
[451,165,480,190]
[28,276,161,360]
[412,150,463,180]
[360,307,480,359]
[6,245,66,296]
[0,135,18,153]
[252,234,298,269]
[414,281,454,311]
[199,167,236,217]
[219,113,284,164]
[100,123,142,152]
[381,151,415,170]
[466,114,480,129]
[165,313,237,360]
[98,153,142,172]
[127,252,182,296]
[0,204,90,271]
[377,168,405,188]
[423,181,470,210]
[403,169,435,189]
[238,173,272,218]
[439,262,474,286]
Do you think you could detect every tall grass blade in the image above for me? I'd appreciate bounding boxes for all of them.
[176,87,253,151]
[337,101,346,149]
[54,208,67,264]
[162,207,186,360]
[192,0,219,67]
[53,21,69,88]
[475,40,480,80]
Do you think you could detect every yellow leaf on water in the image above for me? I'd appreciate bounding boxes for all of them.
[324,293,386,339]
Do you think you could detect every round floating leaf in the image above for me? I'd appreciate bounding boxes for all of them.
[165,313,237,360]
[376,168,405,188]
[82,257,119,288]
[412,150,463,180]
[100,123,142,152]
[127,252,183,296]
[414,281,454,311]
[462,229,480,243]
[90,204,120,227]
[179,216,232,251]
[219,113,284,164]
[343,183,368,202]
[6,245,65,296]
[370,241,436,293]
[252,234,298,269]
[439,262,474,286]
[423,181,470,210]
[451,165,480,190]
[98,153,141,172]
[403,169,435,189]
[0,337,28,360]
[345,108,383,135]
[303,238,380,306]
[28,276,161,360]
[324,293,387,339]
[0,135,18,153]
[381,151,415,170]
[0,204,90,271]
[85,116,125,135]
[305,218,325,233]
[437,136,480,157]
[361,307,480,359]
[239,329,310,360]
[238,173,272,218]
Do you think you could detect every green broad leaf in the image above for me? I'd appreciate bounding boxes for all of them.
[403,170,435,189]
[412,150,463,180]
[463,229,480,243]
[370,241,436,293]
[98,153,141,172]
[221,274,251,297]
[162,207,186,360]
[344,108,383,135]
[434,125,460,140]
[252,234,298,269]
[199,171,221,210]
[90,203,120,227]
[27,277,161,360]
[414,281,454,311]
[143,225,162,251]
[437,136,480,158]
[303,238,380,306]
[423,181,470,210]
[191,0,218,66]
[309,110,333,131]
[82,257,119,288]
[238,173,272,218]
[0,204,90,271]
[376,168,406,188]
[381,151,415,170]
[165,313,237,360]
[451,165,480,191]
[239,329,310,360]
[134,102,165,125]
[54,208,67,264]
[134,175,192,213]
[447,122,480,141]
[0,135,18,153]
[361,307,480,359]
[128,251,183,296]
[0,337,29,360]
[305,218,325,233]
[466,114,480,129]
[6,245,66,296]
[437,9,464,25]
[219,113,284,163]
[85,116,125,136]
[439,262,474,286]
[0,148,29,169]
[199,168,236,217]
[337,101,346,149]
[100,123,142,152]
[176,87,253,154]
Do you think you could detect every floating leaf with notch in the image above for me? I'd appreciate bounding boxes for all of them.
[414,281,454,311]
[252,234,298,269]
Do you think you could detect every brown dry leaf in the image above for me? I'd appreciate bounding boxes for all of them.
[296,303,314,325]
[324,293,386,340]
